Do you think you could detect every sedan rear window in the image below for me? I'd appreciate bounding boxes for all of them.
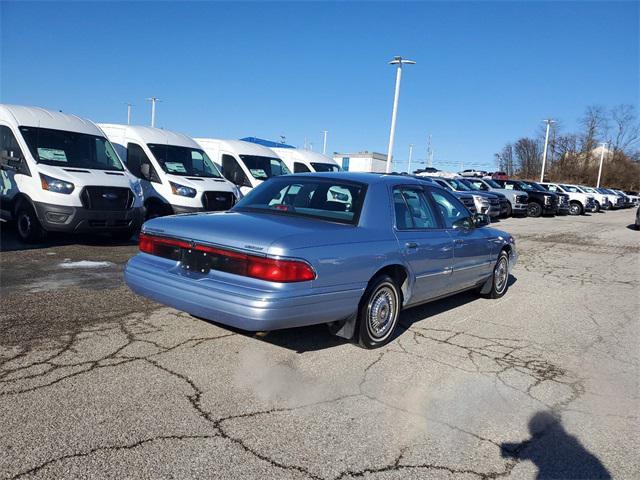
[233,178,366,224]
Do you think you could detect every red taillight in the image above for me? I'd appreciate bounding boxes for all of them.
[138,233,315,282]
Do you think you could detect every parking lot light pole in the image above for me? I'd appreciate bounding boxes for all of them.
[146,97,161,127]
[322,130,328,154]
[596,142,608,188]
[539,119,555,182]
[126,103,133,125]
[408,144,414,172]
[386,56,416,173]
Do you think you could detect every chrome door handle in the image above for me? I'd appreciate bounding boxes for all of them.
[405,242,418,249]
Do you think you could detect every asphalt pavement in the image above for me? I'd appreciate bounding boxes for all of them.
[1,209,638,479]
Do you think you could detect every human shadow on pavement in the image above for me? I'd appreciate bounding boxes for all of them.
[501,411,611,480]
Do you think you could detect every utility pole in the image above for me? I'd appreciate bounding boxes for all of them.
[408,144,414,173]
[321,130,328,155]
[146,97,161,127]
[427,134,433,167]
[539,118,555,182]
[386,56,416,173]
[596,142,608,188]
[126,103,133,125]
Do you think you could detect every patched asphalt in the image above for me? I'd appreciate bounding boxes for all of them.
[1,209,638,479]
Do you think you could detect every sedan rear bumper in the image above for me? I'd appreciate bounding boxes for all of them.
[124,254,364,331]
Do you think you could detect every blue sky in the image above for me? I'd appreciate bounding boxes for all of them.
[1,1,638,172]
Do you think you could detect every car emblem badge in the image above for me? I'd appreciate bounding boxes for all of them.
[102,193,118,200]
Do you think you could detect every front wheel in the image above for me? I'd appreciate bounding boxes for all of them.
[569,201,583,216]
[481,250,510,299]
[356,275,401,349]
[527,202,542,218]
[16,203,45,243]
[593,201,600,213]
[504,203,512,218]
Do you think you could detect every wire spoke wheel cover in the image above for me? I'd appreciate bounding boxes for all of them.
[366,283,398,340]
[494,256,509,294]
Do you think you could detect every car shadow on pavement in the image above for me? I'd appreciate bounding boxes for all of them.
[0,225,137,252]
[246,275,518,353]
[500,411,611,479]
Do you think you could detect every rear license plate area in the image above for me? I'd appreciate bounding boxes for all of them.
[180,249,210,274]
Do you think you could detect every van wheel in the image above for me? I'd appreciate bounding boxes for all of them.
[356,275,401,349]
[481,250,510,299]
[145,203,169,220]
[569,201,583,216]
[16,203,45,243]
[111,227,136,242]
[527,202,542,218]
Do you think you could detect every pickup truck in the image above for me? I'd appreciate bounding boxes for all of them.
[431,177,502,219]
[539,182,595,216]
[462,177,528,217]
[495,180,558,217]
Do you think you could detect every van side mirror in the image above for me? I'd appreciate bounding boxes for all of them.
[140,163,151,180]
[0,150,22,170]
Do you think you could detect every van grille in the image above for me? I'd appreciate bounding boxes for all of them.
[202,191,235,211]
[80,186,134,211]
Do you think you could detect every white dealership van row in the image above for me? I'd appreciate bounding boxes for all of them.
[270,147,341,173]
[194,138,290,195]
[0,104,143,242]
[99,125,240,219]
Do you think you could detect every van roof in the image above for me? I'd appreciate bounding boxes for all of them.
[0,104,102,136]
[270,147,338,166]
[98,124,200,148]
[194,138,281,158]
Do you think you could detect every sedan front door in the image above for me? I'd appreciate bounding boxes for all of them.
[428,188,493,290]
[392,186,453,304]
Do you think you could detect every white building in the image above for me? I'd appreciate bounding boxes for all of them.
[333,151,388,172]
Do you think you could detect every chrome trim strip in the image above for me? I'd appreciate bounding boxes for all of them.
[416,267,452,279]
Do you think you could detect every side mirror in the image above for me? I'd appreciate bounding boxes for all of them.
[0,150,22,170]
[452,216,474,230]
[473,213,491,227]
[139,163,151,180]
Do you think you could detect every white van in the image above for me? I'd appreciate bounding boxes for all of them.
[99,125,240,219]
[270,147,341,173]
[0,104,143,242]
[194,138,290,195]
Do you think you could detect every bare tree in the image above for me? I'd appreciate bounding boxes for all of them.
[495,143,514,175]
[608,104,639,154]
[514,138,541,178]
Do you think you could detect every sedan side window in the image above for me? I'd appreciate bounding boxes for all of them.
[393,187,438,230]
[430,189,469,228]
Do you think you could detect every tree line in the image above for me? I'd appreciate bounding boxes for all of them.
[495,105,640,191]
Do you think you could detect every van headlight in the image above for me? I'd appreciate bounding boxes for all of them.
[40,174,74,194]
[132,180,143,197]
[169,182,196,198]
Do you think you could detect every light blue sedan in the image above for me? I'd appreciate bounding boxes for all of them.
[125,172,517,348]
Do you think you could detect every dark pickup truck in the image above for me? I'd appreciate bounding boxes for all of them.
[495,180,559,217]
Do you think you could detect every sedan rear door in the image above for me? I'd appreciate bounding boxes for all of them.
[391,186,453,304]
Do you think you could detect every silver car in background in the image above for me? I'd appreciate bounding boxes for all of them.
[125,173,517,348]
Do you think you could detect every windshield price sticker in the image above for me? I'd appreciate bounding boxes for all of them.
[37,148,68,162]
[165,162,187,173]
[250,168,267,179]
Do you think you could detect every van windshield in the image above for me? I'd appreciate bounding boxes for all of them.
[19,126,124,171]
[147,144,222,178]
[240,155,291,179]
[311,162,340,172]
[233,177,365,224]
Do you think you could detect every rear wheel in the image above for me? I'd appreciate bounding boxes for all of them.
[569,201,583,216]
[527,202,542,218]
[16,203,45,243]
[356,275,401,349]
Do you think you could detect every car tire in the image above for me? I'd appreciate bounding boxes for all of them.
[16,202,45,243]
[356,274,401,349]
[145,202,170,220]
[527,202,542,218]
[111,227,136,242]
[569,201,583,216]
[481,250,510,299]
[593,201,600,213]
[504,203,512,218]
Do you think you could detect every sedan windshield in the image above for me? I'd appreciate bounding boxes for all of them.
[19,126,124,171]
[311,162,340,172]
[233,177,365,224]
[241,155,291,179]
[148,144,222,178]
